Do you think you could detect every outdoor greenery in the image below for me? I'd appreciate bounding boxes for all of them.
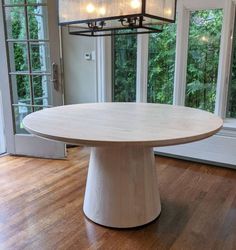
[9,1,45,104]
[186,9,223,112]
[112,31,137,102]
[227,18,236,118]
[148,23,176,104]
[6,1,47,133]
[113,9,223,113]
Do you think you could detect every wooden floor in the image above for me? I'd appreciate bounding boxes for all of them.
[0,148,236,250]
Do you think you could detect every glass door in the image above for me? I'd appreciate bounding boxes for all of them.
[0,0,65,158]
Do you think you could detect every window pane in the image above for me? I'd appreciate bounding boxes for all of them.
[8,42,29,72]
[185,9,223,113]
[13,105,32,134]
[34,106,47,112]
[148,23,176,104]
[33,75,52,106]
[27,5,49,40]
[4,0,24,4]
[227,15,236,118]
[5,6,26,40]
[30,42,50,72]
[112,33,137,102]
[11,75,31,105]
[27,0,47,4]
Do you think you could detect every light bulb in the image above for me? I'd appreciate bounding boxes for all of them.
[201,36,208,42]
[130,0,141,9]
[86,3,95,13]
[165,8,172,17]
[99,7,106,15]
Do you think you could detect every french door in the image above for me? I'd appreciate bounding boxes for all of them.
[0,0,65,158]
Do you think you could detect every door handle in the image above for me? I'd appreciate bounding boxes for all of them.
[50,63,59,91]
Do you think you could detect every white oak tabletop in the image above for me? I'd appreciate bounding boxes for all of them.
[23,103,223,147]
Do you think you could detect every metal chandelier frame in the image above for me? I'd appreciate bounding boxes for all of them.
[59,0,177,36]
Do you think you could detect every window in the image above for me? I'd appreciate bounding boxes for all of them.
[110,5,233,123]
[227,13,236,118]
[185,9,223,112]
[3,0,52,133]
[112,33,137,102]
[147,23,176,104]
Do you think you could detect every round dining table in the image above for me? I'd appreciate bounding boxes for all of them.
[23,103,223,228]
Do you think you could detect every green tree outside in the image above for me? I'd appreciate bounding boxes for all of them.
[112,32,137,102]
[148,23,176,104]
[185,9,223,112]
[227,15,236,118]
[10,1,44,104]
[113,9,224,113]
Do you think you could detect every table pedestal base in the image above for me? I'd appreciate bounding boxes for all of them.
[83,146,161,228]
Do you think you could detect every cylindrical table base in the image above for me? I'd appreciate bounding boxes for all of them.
[83,146,161,228]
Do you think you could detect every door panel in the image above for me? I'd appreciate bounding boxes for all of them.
[0,0,65,158]
[0,92,6,155]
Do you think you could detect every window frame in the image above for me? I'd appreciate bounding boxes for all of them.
[226,13,236,120]
[215,0,235,119]
[96,36,112,102]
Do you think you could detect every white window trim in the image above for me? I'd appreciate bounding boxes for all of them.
[173,4,189,106]
[215,0,236,118]
[0,5,15,154]
[180,0,223,10]
[96,36,112,102]
[136,32,149,103]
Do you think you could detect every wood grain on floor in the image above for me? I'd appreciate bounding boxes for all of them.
[0,147,235,250]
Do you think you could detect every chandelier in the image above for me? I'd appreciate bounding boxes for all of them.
[58,0,177,36]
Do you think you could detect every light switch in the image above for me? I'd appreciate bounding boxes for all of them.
[84,52,92,60]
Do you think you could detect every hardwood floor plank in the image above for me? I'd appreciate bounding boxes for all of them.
[0,147,235,250]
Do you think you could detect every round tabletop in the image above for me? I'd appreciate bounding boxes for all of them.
[23,103,223,147]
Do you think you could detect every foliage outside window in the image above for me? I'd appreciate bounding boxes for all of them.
[227,13,236,118]
[185,9,223,113]
[147,23,176,104]
[9,4,46,104]
[112,32,137,102]
[4,0,50,133]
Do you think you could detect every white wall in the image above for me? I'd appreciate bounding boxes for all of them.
[61,27,97,104]
[180,0,223,9]
[155,133,236,169]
